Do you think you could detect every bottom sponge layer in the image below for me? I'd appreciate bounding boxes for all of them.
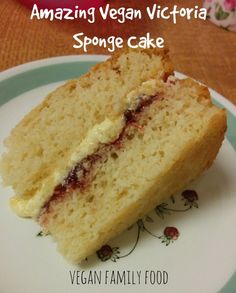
[39,78,226,263]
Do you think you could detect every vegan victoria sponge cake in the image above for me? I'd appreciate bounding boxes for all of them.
[0,48,226,263]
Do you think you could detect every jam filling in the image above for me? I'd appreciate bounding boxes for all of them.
[40,93,163,216]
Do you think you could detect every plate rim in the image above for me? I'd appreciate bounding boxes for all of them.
[0,55,235,293]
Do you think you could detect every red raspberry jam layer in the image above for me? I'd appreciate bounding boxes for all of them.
[39,93,163,218]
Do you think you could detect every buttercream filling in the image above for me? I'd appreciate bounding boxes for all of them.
[39,92,164,218]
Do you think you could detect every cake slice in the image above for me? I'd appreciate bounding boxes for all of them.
[0,49,226,264]
[0,47,173,218]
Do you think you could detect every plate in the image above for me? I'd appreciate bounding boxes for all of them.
[0,56,236,293]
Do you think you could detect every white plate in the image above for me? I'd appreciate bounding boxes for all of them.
[0,56,236,293]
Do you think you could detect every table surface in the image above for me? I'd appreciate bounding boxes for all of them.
[0,0,235,104]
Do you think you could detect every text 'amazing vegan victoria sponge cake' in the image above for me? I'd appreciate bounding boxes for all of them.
[0,48,226,263]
